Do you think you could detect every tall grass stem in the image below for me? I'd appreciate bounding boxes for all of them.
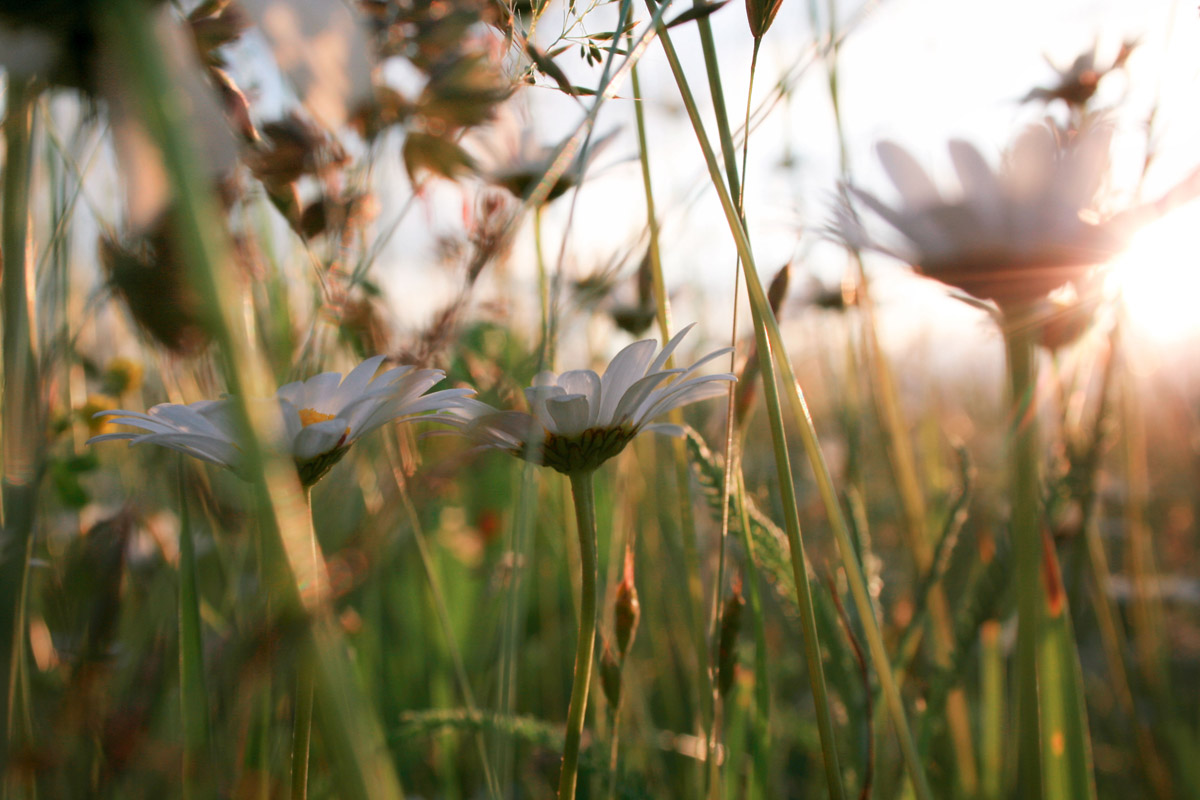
[178,461,213,796]
[0,74,40,781]
[102,7,405,796]
[647,15,932,798]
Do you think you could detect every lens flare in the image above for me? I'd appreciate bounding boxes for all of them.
[1108,204,1200,342]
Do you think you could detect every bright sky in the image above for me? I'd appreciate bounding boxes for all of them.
[361,0,1200,369]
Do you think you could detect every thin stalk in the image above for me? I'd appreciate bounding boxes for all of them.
[1119,342,1168,691]
[102,8,404,797]
[980,621,1004,800]
[606,705,620,800]
[629,50,715,763]
[179,460,213,796]
[291,492,317,800]
[493,461,538,793]
[731,46,771,800]
[690,0,741,203]
[534,205,554,368]
[559,471,600,800]
[1004,325,1044,800]
[0,74,40,781]
[292,661,316,800]
[706,36,762,799]
[734,469,771,800]
[647,12,933,800]
[1072,326,1173,798]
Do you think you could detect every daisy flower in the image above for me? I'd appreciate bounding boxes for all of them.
[458,324,735,475]
[88,355,472,487]
[839,122,1124,311]
[472,111,617,205]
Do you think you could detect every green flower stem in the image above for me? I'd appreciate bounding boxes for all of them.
[1004,325,1044,800]
[559,471,600,800]
[646,13,934,800]
[178,461,213,797]
[0,73,40,781]
[102,7,404,798]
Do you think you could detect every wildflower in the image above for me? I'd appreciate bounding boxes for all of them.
[458,325,735,475]
[78,395,122,436]
[1021,40,1136,110]
[102,357,145,397]
[473,112,617,204]
[87,356,471,487]
[840,123,1124,311]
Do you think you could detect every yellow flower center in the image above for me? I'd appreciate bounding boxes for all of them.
[298,408,337,427]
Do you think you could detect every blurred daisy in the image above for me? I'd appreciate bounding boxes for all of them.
[88,356,471,486]
[472,111,617,204]
[457,325,734,474]
[839,122,1124,311]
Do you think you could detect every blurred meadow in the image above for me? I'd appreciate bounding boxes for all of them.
[2,0,1200,798]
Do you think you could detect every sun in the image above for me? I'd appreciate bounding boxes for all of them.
[1108,203,1200,343]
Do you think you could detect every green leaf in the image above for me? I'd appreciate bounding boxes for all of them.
[526,42,577,96]
[665,1,730,29]
[402,133,477,182]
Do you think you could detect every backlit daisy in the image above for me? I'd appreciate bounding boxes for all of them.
[457,324,735,475]
[88,355,471,486]
[839,122,1124,311]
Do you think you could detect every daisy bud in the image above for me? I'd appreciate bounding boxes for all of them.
[717,586,745,698]
[599,639,622,709]
[614,545,640,659]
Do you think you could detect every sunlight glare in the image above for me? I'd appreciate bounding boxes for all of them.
[1109,204,1200,342]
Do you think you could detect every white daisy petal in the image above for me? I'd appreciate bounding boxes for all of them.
[293,418,352,461]
[556,369,602,425]
[597,339,657,424]
[331,354,387,411]
[546,394,591,437]
[354,388,475,437]
[647,323,696,375]
[297,372,344,411]
[877,140,941,208]
[130,432,239,467]
[637,374,736,424]
[642,423,686,437]
[610,369,685,425]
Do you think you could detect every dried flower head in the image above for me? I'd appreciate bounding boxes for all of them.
[88,356,471,487]
[840,123,1123,311]
[456,325,734,474]
[1022,40,1136,110]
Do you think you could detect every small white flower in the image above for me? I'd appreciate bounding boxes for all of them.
[88,355,472,486]
[457,325,735,474]
[840,123,1124,310]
